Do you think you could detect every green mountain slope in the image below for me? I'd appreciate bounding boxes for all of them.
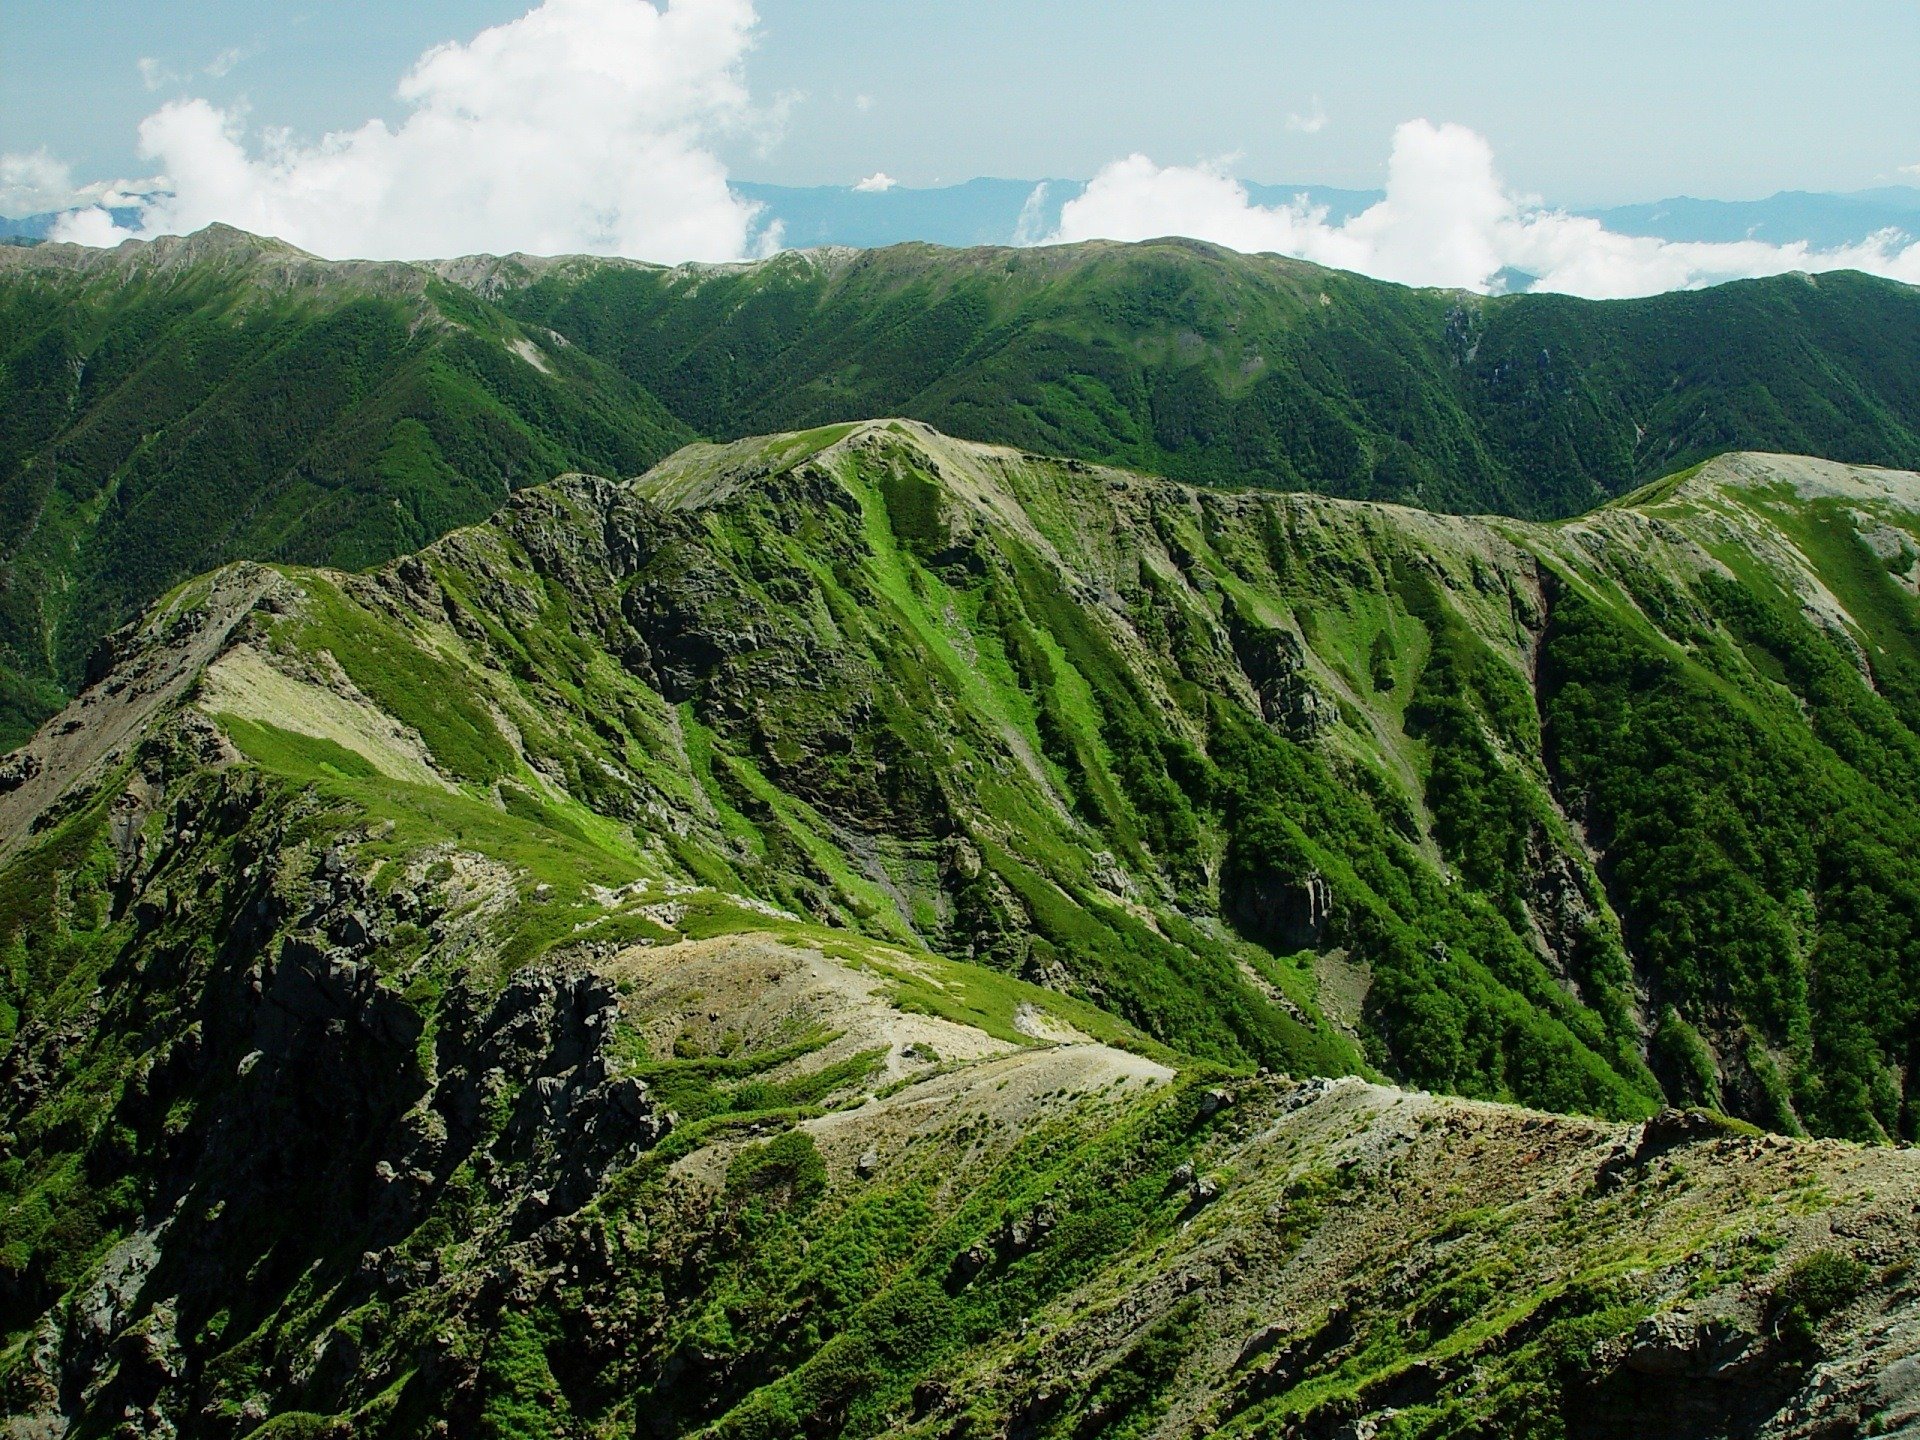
[483,239,1920,517]
[0,226,692,746]
[8,425,1920,1132]
[6,228,1920,753]
[4,429,1920,1436]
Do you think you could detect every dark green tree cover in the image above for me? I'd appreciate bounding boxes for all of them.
[1539,555,1920,1140]
[0,240,689,744]
[496,240,1920,520]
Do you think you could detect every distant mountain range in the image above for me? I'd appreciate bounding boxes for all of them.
[0,203,145,243]
[1589,185,1920,248]
[9,182,1918,254]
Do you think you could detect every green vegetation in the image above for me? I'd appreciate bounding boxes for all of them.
[2,420,1917,1438]
[1540,563,1920,1140]
[501,243,1920,523]
[0,235,689,745]
[10,232,1920,744]
[1770,1250,1868,1348]
[284,576,518,784]
[33,421,1915,1140]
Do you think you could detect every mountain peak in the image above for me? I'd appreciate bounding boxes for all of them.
[0,220,308,272]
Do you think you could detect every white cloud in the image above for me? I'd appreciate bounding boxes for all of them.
[204,47,247,79]
[137,57,179,91]
[58,0,771,263]
[1286,97,1327,135]
[0,152,151,219]
[855,93,875,113]
[0,150,81,214]
[1903,162,1920,177]
[51,206,133,247]
[1012,181,1053,246]
[1048,120,1920,299]
[852,171,897,193]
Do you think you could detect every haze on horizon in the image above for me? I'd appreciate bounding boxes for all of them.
[4,0,1919,297]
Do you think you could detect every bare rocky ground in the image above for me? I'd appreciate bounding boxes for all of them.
[423,926,1920,1439]
[596,936,1920,1439]
[416,922,1920,1438]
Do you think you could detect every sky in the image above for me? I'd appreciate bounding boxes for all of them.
[4,0,1919,294]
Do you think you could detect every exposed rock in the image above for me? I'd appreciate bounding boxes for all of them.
[0,751,39,793]
[1625,1312,1761,1378]
[1636,1107,1742,1162]
[1229,619,1333,741]
[1228,867,1333,952]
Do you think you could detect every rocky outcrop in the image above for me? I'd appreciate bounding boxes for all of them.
[424,968,671,1232]
[0,770,672,1437]
[1227,865,1335,953]
[1228,616,1334,741]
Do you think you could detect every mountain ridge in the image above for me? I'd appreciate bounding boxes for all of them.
[12,181,1918,254]
[5,422,1920,1435]
[10,420,1920,1134]
[7,223,1920,752]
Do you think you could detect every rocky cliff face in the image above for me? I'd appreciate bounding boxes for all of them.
[3,425,1920,1436]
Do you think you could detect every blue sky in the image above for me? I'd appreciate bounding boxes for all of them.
[8,0,1918,203]
[3,0,1917,295]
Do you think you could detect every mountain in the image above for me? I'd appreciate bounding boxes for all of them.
[1588,187,1920,249]
[5,423,1920,1434]
[732,178,1920,253]
[13,182,1917,254]
[734,179,1078,249]
[0,206,146,244]
[473,237,1920,519]
[0,183,1396,254]
[0,225,691,746]
[7,227,1920,751]
[732,179,1384,251]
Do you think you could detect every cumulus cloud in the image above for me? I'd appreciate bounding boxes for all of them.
[50,206,133,247]
[0,150,81,214]
[1012,182,1055,247]
[0,150,153,221]
[55,0,772,262]
[852,171,897,192]
[1051,120,1920,299]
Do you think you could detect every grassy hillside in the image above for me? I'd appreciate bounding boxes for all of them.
[4,430,1920,1436]
[0,226,691,746]
[486,239,1920,518]
[8,426,1920,1143]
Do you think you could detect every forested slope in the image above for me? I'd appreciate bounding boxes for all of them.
[7,424,1919,1143]
[483,238,1920,516]
[0,227,690,744]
